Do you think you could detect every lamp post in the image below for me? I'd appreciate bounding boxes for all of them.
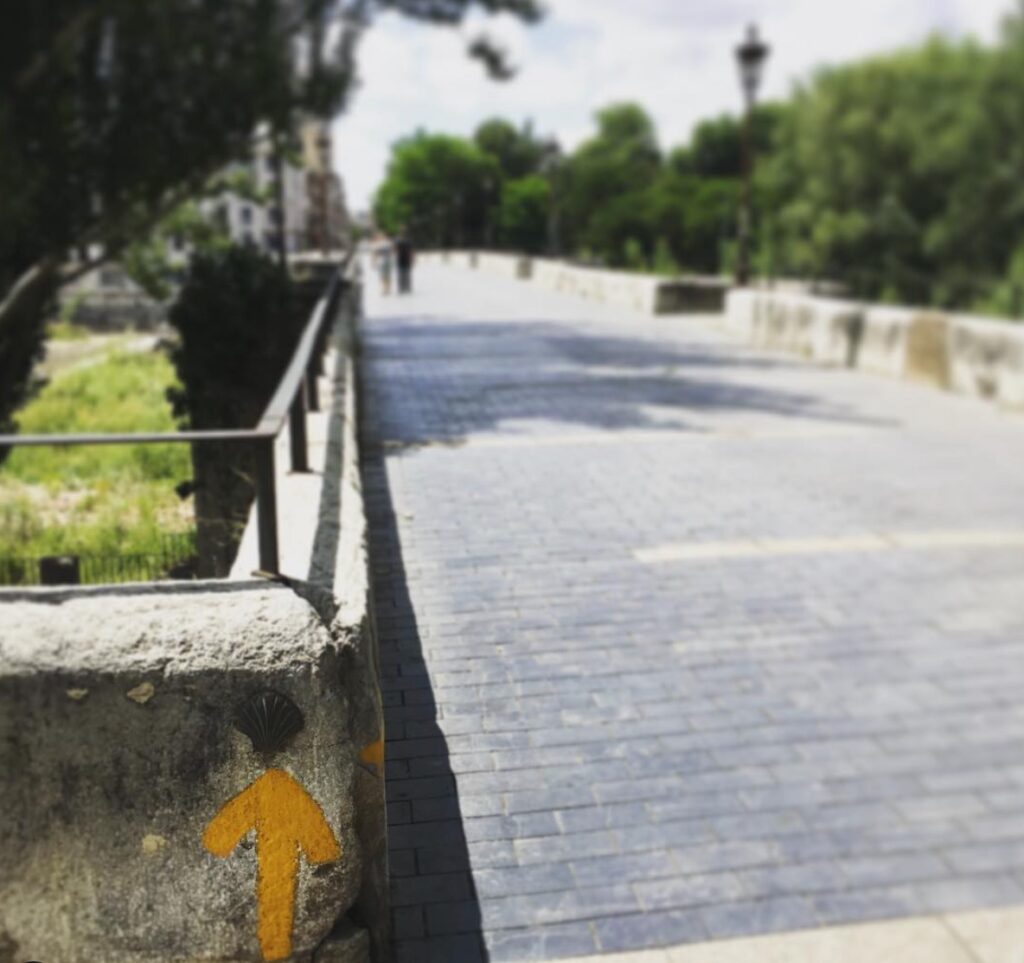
[483,175,496,249]
[735,24,769,287]
[540,139,563,258]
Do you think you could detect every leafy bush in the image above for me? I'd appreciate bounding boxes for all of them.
[168,244,301,575]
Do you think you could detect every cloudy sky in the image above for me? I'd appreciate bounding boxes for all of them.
[333,0,1012,212]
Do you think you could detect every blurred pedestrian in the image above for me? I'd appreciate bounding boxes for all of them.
[395,230,415,294]
[374,233,393,295]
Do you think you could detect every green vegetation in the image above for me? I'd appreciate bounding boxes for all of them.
[46,320,91,342]
[372,104,764,269]
[0,349,193,563]
[374,3,1024,316]
[1,0,542,439]
[168,245,301,576]
[373,133,504,249]
[499,175,551,253]
[761,20,1024,312]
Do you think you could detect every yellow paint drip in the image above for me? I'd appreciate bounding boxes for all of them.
[358,737,384,770]
[203,768,340,961]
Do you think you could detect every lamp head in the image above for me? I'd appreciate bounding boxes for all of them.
[736,24,770,102]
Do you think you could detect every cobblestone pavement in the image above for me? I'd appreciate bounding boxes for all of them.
[360,263,1024,962]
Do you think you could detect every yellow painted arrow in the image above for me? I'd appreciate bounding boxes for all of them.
[203,768,341,962]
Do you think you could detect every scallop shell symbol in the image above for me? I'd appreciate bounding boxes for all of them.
[233,690,304,754]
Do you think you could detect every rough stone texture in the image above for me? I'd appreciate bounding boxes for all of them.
[314,921,372,962]
[856,306,911,379]
[726,289,860,369]
[903,314,950,388]
[530,257,725,315]
[949,314,1024,406]
[0,585,360,963]
[362,263,1024,961]
[475,253,532,280]
[0,277,382,963]
[726,290,861,367]
[725,290,1024,409]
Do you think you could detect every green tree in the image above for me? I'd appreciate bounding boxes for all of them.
[1,0,542,439]
[937,2,1024,313]
[561,103,661,264]
[669,104,785,178]
[474,118,545,180]
[167,246,301,575]
[374,133,500,247]
[646,171,739,273]
[0,0,355,440]
[498,175,551,252]
[759,34,1009,305]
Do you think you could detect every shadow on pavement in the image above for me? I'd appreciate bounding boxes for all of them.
[361,315,895,449]
[361,446,490,963]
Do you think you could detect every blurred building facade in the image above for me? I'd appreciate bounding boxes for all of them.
[301,120,349,253]
[203,120,348,258]
[210,121,344,257]
[60,122,349,329]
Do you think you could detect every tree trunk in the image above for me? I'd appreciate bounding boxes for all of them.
[0,260,60,454]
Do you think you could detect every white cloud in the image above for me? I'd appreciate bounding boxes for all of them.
[335,0,1013,212]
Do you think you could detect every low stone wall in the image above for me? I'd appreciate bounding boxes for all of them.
[0,275,385,962]
[727,290,856,365]
[423,250,727,315]
[949,314,1024,405]
[530,257,663,311]
[68,293,168,331]
[725,289,1024,407]
[475,251,531,279]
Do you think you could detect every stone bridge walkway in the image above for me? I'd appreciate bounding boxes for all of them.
[359,263,1024,962]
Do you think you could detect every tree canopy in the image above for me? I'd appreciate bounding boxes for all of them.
[374,133,501,246]
[0,0,543,435]
[761,11,1024,308]
[373,3,1024,317]
[474,119,546,180]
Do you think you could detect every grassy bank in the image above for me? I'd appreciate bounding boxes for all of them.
[0,346,195,577]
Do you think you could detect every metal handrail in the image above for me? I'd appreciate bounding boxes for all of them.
[0,255,354,579]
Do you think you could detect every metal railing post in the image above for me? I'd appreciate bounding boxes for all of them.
[254,437,279,574]
[306,360,320,412]
[289,390,309,473]
[315,320,327,376]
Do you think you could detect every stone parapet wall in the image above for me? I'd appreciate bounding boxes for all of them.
[530,257,663,311]
[422,250,727,315]
[949,313,1024,406]
[0,274,384,962]
[475,251,531,279]
[725,288,1024,408]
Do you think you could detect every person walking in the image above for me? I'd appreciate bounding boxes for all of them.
[374,233,393,295]
[395,230,415,294]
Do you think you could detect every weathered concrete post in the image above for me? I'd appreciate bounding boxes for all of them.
[0,281,387,963]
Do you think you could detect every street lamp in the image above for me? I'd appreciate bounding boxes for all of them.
[734,24,769,286]
[540,139,563,257]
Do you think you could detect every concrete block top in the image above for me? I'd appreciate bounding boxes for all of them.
[0,581,330,678]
